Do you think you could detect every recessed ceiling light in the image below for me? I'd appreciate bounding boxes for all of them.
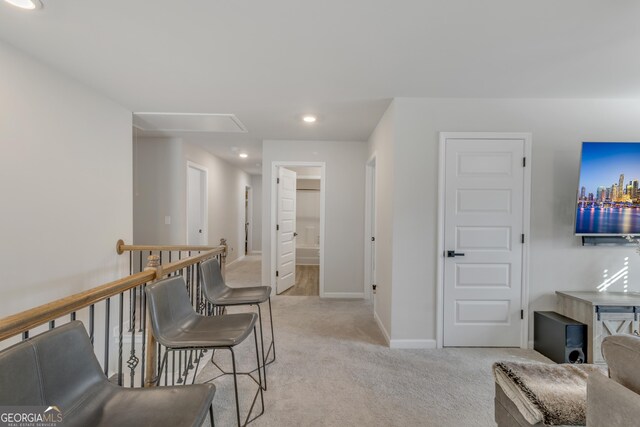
[303,115,317,123]
[239,153,248,158]
[4,0,42,10]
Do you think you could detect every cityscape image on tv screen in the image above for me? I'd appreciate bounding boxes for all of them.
[576,142,640,235]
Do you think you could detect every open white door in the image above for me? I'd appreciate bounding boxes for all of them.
[276,167,297,294]
[442,134,527,347]
[187,163,207,245]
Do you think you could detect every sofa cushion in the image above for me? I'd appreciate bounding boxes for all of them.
[601,334,640,394]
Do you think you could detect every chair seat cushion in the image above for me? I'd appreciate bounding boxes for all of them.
[65,383,215,427]
[213,286,271,305]
[159,312,258,348]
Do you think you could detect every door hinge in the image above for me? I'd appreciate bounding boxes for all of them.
[372,284,377,294]
[276,270,279,277]
[522,157,526,167]
[276,224,279,231]
[371,236,376,242]
[277,178,280,184]
[521,233,525,244]
[521,310,524,320]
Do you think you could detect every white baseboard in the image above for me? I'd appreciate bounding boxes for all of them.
[389,339,437,349]
[528,340,534,350]
[226,255,245,267]
[321,292,365,299]
[374,310,390,345]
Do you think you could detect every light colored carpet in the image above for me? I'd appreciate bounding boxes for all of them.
[197,256,550,426]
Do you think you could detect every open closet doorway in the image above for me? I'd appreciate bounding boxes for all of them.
[273,163,325,296]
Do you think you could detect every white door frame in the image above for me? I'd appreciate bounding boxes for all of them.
[186,161,208,245]
[245,185,253,255]
[364,154,376,302]
[436,132,532,349]
[271,161,326,297]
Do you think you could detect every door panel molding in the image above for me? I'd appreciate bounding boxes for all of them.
[436,132,532,349]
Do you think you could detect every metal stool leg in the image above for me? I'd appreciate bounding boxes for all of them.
[252,326,265,419]
[266,297,276,364]
[229,348,241,427]
[256,304,267,390]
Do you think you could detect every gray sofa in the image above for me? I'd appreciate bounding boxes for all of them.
[495,334,640,427]
[587,334,640,426]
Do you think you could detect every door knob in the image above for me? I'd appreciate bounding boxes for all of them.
[199,229,202,233]
[447,250,465,258]
[293,232,298,237]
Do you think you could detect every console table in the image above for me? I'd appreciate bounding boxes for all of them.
[556,291,640,364]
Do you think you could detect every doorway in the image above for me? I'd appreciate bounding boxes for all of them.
[186,161,208,245]
[272,162,326,296]
[437,133,531,348]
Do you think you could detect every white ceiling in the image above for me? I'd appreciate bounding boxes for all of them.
[2,1,640,174]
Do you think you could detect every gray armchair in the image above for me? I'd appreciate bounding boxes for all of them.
[0,321,215,427]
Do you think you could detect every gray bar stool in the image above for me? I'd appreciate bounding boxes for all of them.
[145,276,264,427]
[200,258,275,390]
[0,321,215,427]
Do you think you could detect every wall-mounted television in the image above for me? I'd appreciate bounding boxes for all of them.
[575,142,640,235]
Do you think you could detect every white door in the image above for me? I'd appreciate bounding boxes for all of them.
[187,164,207,245]
[443,136,526,347]
[276,167,297,294]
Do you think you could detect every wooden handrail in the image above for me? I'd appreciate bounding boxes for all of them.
[0,270,155,341]
[161,247,225,276]
[116,239,220,255]
[0,245,227,342]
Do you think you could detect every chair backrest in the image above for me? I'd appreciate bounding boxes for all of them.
[199,257,228,302]
[602,334,640,395]
[0,321,105,408]
[145,276,197,346]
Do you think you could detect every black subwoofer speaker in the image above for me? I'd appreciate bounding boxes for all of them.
[534,311,587,364]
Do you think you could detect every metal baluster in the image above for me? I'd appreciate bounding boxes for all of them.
[128,287,139,387]
[49,320,55,329]
[141,284,147,387]
[172,351,176,385]
[89,304,95,346]
[118,292,124,386]
[128,288,134,332]
[70,312,76,321]
[104,298,111,375]
[22,331,29,340]
[178,350,183,383]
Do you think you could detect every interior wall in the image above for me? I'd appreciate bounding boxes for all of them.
[389,97,640,344]
[133,138,250,263]
[262,140,367,295]
[250,174,263,253]
[0,40,132,320]
[366,102,396,341]
[133,137,184,245]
